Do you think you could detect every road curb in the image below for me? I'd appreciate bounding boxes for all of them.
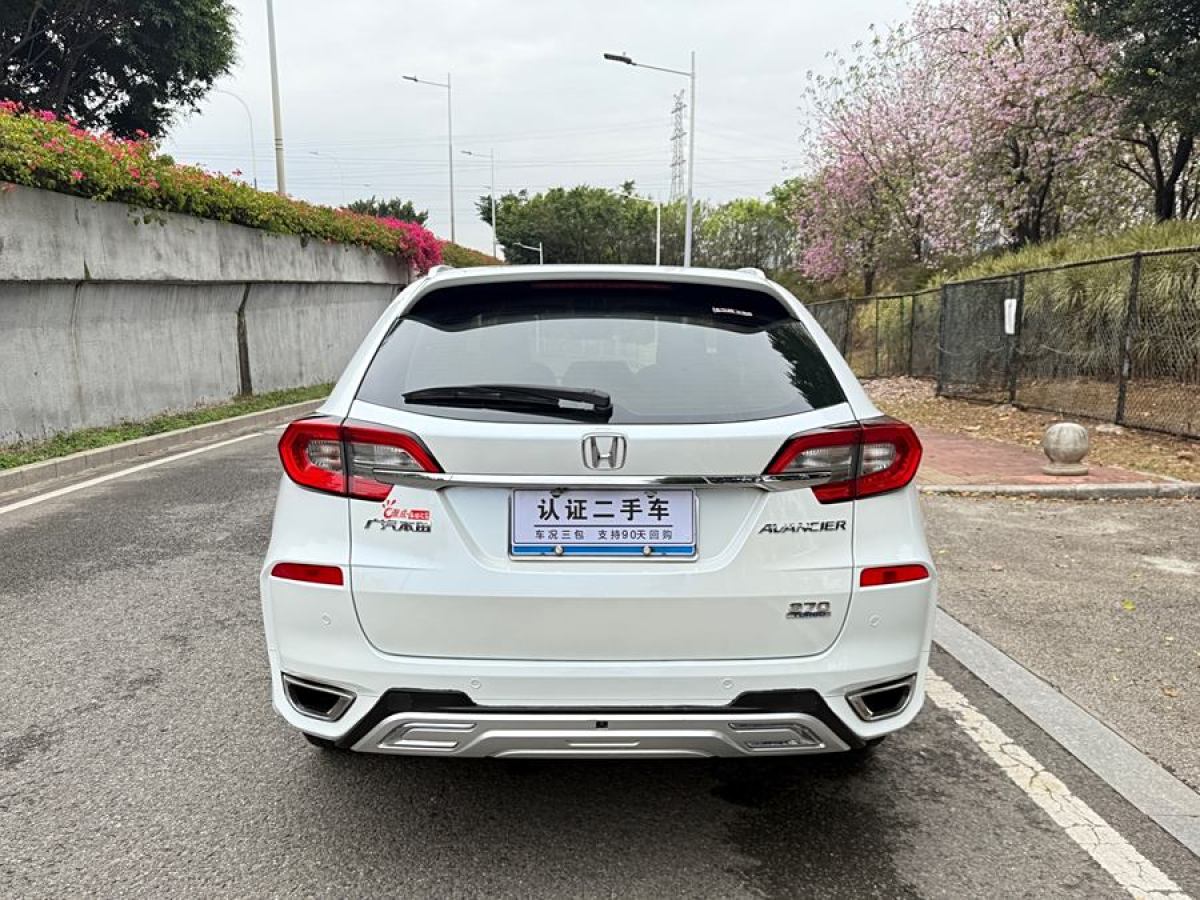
[0,399,323,496]
[920,481,1200,499]
[934,610,1200,856]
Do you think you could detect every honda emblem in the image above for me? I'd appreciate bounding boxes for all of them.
[582,434,627,470]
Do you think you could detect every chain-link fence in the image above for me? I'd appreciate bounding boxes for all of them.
[807,247,1200,439]
[808,289,942,381]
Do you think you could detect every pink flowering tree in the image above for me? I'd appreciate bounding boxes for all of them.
[910,0,1123,253]
[798,0,1134,289]
[801,27,940,292]
[797,155,892,294]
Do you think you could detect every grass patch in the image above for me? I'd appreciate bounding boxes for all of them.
[940,220,1200,284]
[0,384,331,470]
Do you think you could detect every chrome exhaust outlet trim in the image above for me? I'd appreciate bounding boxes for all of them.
[846,675,916,722]
[282,674,355,722]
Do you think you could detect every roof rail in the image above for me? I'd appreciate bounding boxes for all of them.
[736,267,766,279]
[427,264,455,276]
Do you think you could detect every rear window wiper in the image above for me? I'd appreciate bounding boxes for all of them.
[402,383,613,422]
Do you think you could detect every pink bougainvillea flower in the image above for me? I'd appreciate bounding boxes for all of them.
[69,169,84,182]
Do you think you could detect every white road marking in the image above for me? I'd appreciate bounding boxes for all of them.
[926,671,1190,900]
[0,432,267,517]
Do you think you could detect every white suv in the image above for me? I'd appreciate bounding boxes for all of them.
[260,265,936,758]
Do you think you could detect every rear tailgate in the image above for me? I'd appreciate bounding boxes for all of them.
[348,401,857,661]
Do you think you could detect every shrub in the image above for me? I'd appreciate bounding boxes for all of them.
[440,241,502,268]
[0,100,441,272]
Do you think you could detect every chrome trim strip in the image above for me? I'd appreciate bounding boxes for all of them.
[365,470,833,492]
[282,674,356,722]
[846,675,916,722]
[351,710,851,758]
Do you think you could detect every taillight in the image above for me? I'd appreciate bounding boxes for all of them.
[344,422,442,499]
[278,417,441,500]
[279,417,346,495]
[860,563,930,587]
[766,417,922,503]
[270,562,345,585]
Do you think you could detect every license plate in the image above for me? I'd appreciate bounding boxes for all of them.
[510,489,696,558]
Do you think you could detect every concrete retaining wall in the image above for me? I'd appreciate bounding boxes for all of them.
[242,282,400,393]
[0,184,409,442]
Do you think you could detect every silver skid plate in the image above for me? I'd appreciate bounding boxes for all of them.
[351,710,850,758]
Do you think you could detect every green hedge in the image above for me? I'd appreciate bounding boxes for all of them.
[440,241,503,268]
[0,100,442,271]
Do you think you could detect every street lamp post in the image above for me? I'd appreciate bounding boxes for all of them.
[212,89,259,189]
[265,0,286,195]
[603,50,696,266]
[402,73,455,242]
[462,148,496,257]
[308,150,346,206]
[514,241,544,265]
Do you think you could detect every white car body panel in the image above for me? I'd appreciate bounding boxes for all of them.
[261,264,936,756]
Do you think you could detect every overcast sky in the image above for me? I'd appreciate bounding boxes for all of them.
[162,0,911,253]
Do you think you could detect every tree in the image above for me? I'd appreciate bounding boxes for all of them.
[0,0,236,138]
[695,197,795,273]
[478,183,669,265]
[800,28,938,292]
[1075,0,1200,220]
[798,0,1128,287]
[910,0,1122,252]
[347,196,428,224]
[797,159,890,294]
[477,182,801,271]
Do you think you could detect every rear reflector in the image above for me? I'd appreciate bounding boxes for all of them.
[859,564,930,587]
[270,562,345,585]
[278,416,441,500]
[766,417,922,503]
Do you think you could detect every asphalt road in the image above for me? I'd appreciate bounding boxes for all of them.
[2,432,1198,898]
[925,495,1200,792]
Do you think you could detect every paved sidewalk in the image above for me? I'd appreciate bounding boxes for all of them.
[916,426,1164,486]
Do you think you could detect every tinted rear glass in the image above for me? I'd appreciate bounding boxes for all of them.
[355,280,845,424]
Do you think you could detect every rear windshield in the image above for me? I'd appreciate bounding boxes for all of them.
[355,280,845,424]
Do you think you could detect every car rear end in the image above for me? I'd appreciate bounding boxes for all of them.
[260,265,936,758]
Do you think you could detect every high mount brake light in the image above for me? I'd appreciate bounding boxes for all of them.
[765,418,922,503]
[278,417,441,500]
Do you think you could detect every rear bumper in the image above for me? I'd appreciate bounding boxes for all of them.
[260,480,936,756]
[261,573,935,755]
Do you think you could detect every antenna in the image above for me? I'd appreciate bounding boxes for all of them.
[669,89,686,203]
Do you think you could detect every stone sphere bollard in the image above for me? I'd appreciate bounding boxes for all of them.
[1042,422,1090,476]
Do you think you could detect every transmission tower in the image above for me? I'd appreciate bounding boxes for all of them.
[669,90,686,202]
